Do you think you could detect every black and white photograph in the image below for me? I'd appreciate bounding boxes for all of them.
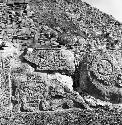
[0,0,122,124]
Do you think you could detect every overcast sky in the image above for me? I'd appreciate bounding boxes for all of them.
[83,0,122,22]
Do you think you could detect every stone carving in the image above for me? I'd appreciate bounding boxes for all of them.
[23,47,75,74]
[1,0,122,124]
[78,50,122,103]
[89,50,121,86]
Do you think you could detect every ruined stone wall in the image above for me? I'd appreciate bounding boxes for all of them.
[0,0,122,124]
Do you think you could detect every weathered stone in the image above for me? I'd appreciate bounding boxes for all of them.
[78,50,122,103]
[1,0,122,123]
[24,47,75,73]
[0,71,12,117]
[47,72,73,92]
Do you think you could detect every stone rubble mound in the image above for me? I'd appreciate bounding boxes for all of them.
[0,0,122,124]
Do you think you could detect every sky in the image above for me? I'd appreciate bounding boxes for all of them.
[83,0,122,22]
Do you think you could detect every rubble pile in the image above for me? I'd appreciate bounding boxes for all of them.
[0,0,122,124]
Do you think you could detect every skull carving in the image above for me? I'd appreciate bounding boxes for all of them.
[79,50,122,103]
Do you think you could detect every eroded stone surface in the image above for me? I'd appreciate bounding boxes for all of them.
[1,0,122,124]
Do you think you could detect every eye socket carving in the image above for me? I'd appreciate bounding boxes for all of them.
[97,59,113,76]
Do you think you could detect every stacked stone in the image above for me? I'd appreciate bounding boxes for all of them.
[1,0,122,124]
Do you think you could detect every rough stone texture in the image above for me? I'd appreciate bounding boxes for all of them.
[23,47,75,74]
[47,72,73,92]
[1,0,122,124]
[78,50,122,103]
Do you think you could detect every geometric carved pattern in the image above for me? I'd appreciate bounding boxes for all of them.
[1,0,122,124]
[89,50,122,86]
[24,48,75,73]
